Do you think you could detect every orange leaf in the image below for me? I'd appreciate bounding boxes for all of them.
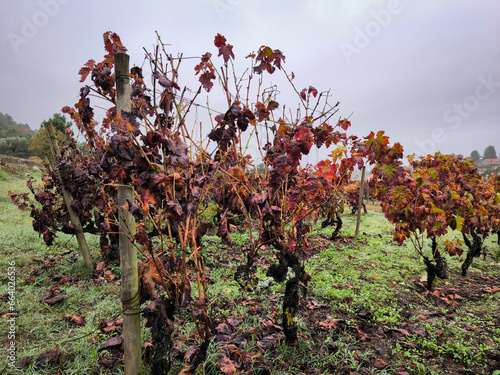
[374,358,388,370]
[96,261,106,272]
[217,354,237,375]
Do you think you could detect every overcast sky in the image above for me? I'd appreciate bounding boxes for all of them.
[1,0,499,161]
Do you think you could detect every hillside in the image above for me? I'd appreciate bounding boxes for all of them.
[0,113,34,139]
[0,112,35,158]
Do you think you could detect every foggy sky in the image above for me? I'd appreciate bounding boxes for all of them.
[1,0,499,160]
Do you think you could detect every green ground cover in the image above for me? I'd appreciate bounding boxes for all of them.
[0,165,499,374]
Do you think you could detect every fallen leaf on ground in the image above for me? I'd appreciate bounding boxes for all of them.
[482,286,500,293]
[16,356,31,369]
[183,347,199,363]
[98,336,123,352]
[316,317,345,331]
[36,348,61,367]
[374,358,388,369]
[217,354,237,375]
[96,261,106,271]
[63,314,86,326]
[40,286,68,305]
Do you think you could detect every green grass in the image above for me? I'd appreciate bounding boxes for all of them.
[0,167,122,374]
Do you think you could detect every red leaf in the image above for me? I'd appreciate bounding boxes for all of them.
[103,31,127,56]
[215,322,233,335]
[217,209,232,246]
[96,261,106,272]
[352,351,362,362]
[227,318,241,328]
[412,329,426,337]
[214,34,234,62]
[257,334,282,351]
[98,336,123,352]
[480,275,498,281]
[260,318,282,333]
[255,101,270,121]
[63,314,86,326]
[40,286,68,305]
[214,33,227,48]
[99,319,122,334]
[374,358,388,369]
[482,286,500,294]
[308,85,318,97]
[16,356,31,369]
[339,118,351,130]
[217,354,237,375]
[465,324,479,331]
[267,100,279,111]
[198,70,215,92]
[109,164,127,180]
[78,59,95,82]
[35,348,61,367]
[316,317,345,331]
[353,325,369,340]
[299,88,307,101]
[183,347,199,363]
[304,300,328,310]
[104,270,116,281]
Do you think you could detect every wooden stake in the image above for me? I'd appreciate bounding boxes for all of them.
[45,122,93,269]
[355,166,366,237]
[115,52,142,375]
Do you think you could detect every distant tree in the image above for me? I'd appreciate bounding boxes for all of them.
[28,128,66,160]
[29,114,72,161]
[256,162,267,175]
[470,150,481,162]
[0,137,30,158]
[483,145,497,160]
[43,113,72,133]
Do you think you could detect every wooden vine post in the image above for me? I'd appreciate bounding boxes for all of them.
[115,52,142,375]
[45,122,93,269]
[355,166,366,237]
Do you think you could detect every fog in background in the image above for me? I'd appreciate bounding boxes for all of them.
[1,0,499,162]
